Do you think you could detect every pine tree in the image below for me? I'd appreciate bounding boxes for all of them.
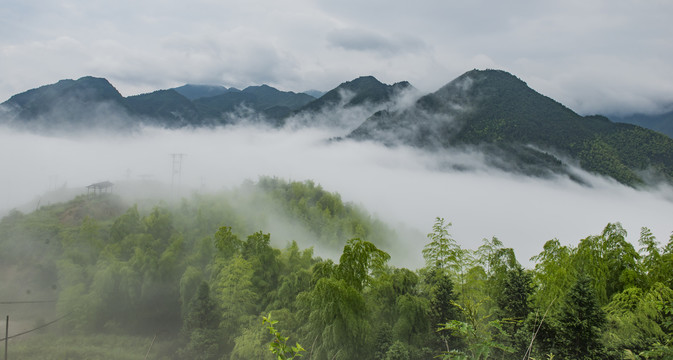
[556,275,607,359]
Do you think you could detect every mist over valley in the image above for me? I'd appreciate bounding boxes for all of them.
[2,70,673,266]
[4,2,673,357]
[2,69,673,359]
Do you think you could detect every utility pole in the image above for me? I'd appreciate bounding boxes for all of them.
[5,315,8,360]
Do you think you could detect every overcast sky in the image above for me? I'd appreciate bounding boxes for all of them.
[2,1,673,115]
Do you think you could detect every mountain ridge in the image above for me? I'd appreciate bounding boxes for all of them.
[348,69,673,186]
[2,70,672,186]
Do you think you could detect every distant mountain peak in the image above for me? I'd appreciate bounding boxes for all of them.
[348,68,673,186]
[297,75,415,113]
[173,84,232,100]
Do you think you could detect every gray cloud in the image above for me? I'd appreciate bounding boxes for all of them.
[2,0,673,116]
[1,122,672,268]
[327,28,426,55]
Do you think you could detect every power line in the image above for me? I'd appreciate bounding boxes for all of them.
[1,313,70,342]
[0,301,56,305]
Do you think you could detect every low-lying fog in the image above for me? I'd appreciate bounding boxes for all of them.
[1,123,672,268]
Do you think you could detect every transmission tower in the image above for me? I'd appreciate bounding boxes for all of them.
[170,153,185,191]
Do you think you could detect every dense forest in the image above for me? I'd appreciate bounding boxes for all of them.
[1,178,672,359]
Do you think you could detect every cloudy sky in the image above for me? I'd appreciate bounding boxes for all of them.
[2,0,673,116]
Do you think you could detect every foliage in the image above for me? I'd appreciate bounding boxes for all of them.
[256,177,396,249]
[2,185,673,360]
[352,69,673,185]
[423,217,462,272]
[181,282,221,358]
[263,313,305,360]
[555,275,607,359]
[437,318,513,360]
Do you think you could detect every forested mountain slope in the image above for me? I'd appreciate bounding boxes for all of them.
[610,109,673,139]
[349,69,673,186]
[0,77,317,130]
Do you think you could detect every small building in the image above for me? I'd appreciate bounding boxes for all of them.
[86,181,113,196]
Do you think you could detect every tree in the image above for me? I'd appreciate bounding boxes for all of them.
[336,238,390,292]
[297,238,390,360]
[384,340,410,360]
[181,281,223,360]
[573,223,640,305]
[530,238,575,310]
[298,277,369,360]
[604,282,673,356]
[423,218,472,307]
[109,205,143,243]
[639,227,660,277]
[437,317,513,360]
[212,255,259,352]
[213,226,242,259]
[393,294,429,345]
[240,231,281,312]
[556,275,607,359]
[492,265,533,358]
[426,269,461,352]
[422,218,461,272]
[184,281,221,332]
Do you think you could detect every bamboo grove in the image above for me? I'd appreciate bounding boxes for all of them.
[0,179,672,359]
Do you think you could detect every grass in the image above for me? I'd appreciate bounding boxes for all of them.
[7,333,173,360]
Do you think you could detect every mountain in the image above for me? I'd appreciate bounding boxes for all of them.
[2,71,673,187]
[609,110,673,139]
[242,85,315,110]
[126,89,202,128]
[302,89,325,98]
[297,76,414,113]
[349,69,673,186]
[0,76,133,132]
[1,79,316,130]
[191,84,315,125]
[172,84,236,100]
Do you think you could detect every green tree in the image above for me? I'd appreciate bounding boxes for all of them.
[604,282,673,356]
[556,275,607,359]
[336,238,390,291]
[213,226,243,259]
[298,276,369,360]
[437,317,513,360]
[298,238,390,360]
[530,238,575,310]
[492,265,533,358]
[423,218,461,272]
[109,205,143,243]
[212,255,259,352]
[384,340,410,360]
[242,231,281,312]
[573,223,640,305]
[425,269,461,353]
[180,281,223,360]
